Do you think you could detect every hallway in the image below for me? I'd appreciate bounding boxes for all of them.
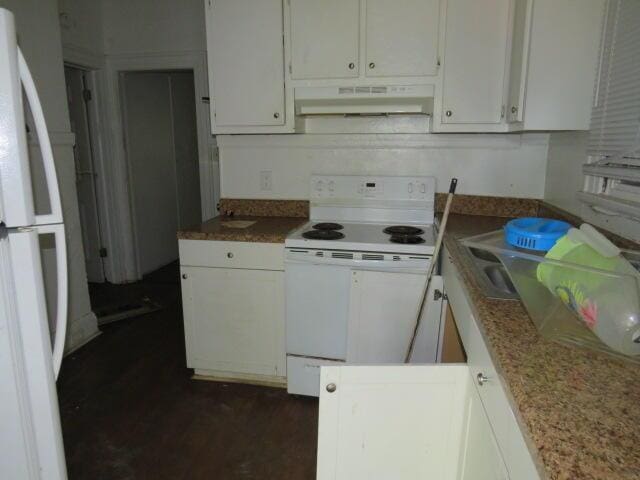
[57,264,318,479]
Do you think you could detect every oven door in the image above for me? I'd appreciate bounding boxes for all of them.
[285,261,351,360]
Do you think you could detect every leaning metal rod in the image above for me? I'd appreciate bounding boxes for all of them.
[405,178,458,363]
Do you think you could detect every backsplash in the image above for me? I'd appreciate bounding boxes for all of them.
[217,133,550,200]
[218,199,308,218]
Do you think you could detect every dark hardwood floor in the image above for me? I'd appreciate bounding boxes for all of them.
[58,263,318,480]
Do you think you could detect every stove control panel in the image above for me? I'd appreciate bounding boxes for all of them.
[310,175,435,202]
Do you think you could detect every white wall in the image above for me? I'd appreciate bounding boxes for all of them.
[219,133,550,199]
[101,0,205,55]
[544,131,588,216]
[0,0,99,351]
[58,0,104,63]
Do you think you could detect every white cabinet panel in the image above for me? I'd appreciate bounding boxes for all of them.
[289,0,360,80]
[457,382,510,480]
[440,0,510,124]
[317,365,508,480]
[179,239,284,270]
[442,250,541,480]
[347,270,443,364]
[507,0,531,123]
[521,0,604,130]
[181,266,285,377]
[365,0,440,77]
[207,0,285,129]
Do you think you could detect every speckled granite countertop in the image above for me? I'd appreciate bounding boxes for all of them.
[177,215,306,243]
[444,214,640,480]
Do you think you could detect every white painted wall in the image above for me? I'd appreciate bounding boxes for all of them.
[219,133,550,199]
[544,131,588,216]
[0,0,99,352]
[58,0,104,63]
[101,0,205,55]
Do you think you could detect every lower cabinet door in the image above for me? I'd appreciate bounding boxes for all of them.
[347,271,443,364]
[181,266,285,377]
[317,365,509,480]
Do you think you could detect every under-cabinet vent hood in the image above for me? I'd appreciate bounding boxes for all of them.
[294,85,434,116]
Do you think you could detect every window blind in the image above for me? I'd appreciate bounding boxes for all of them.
[587,0,640,160]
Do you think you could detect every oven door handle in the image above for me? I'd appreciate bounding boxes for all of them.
[284,255,430,270]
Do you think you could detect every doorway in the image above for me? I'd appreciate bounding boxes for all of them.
[120,70,202,276]
[64,65,106,283]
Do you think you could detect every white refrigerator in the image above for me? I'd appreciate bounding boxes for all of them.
[0,7,68,480]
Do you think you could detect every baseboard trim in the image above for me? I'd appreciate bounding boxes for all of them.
[64,311,101,355]
[193,369,286,389]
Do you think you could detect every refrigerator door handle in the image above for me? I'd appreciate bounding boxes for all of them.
[35,224,68,378]
[18,48,63,226]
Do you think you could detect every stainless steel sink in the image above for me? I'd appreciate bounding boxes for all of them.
[459,245,519,300]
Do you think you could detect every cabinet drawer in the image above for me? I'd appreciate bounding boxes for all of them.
[179,239,284,270]
[442,249,540,479]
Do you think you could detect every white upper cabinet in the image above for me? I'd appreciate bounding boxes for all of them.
[438,0,510,127]
[287,0,440,83]
[506,0,530,124]
[204,0,605,133]
[206,0,291,133]
[515,0,605,130]
[289,0,360,80]
[364,0,440,77]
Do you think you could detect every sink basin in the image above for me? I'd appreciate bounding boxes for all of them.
[459,243,519,300]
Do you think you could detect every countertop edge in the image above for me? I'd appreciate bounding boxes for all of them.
[443,237,549,480]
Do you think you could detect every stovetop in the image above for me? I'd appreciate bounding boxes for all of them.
[285,221,437,255]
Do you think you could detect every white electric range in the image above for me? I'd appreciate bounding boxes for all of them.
[285,175,443,397]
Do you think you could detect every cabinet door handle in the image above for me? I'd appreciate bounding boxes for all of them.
[445,110,453,117]
[348,62,355,70]
[273,112,280,119]
[227,252,234,258]
[368,62,375,69]
[182,274,188,279]
[326,383,337,393]
[477,372,489,386]
[511,106,518,114]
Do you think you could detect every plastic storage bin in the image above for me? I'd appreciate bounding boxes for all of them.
[462,230,640,363]
[504,217,571,251]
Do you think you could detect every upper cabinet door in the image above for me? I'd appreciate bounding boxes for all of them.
[207,0,285,129]
[316,365,509,480]
[441,0,510,124]
[365,0,441,77]
[507,0,532,123]
[289,0,360,80]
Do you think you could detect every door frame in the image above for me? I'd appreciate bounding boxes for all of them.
[62,61,113,283]
[63,64,107,283]
[101,52,216,282]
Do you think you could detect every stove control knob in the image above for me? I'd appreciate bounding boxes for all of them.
[328,181,335,192]
[420,183,426,194]
[315,181,324,192]
[408,183,414,194]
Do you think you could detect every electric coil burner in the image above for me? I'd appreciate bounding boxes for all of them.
[312,222,344,231]
[383,225,425,236]
[302,229,345,240]
[389,235,425,244]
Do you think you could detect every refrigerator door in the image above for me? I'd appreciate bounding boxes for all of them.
[1,228,67,479]
[0,8,68,378]
[0,8,63,228]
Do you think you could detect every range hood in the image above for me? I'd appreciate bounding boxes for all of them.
[294,85,434,116]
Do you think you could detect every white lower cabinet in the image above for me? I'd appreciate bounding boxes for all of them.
[315,251,541,479]
[317,365,508,479]
[180,241,286,383]
[442,249,540,479]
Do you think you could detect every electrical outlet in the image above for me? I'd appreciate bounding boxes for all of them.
[260,171,272,191]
